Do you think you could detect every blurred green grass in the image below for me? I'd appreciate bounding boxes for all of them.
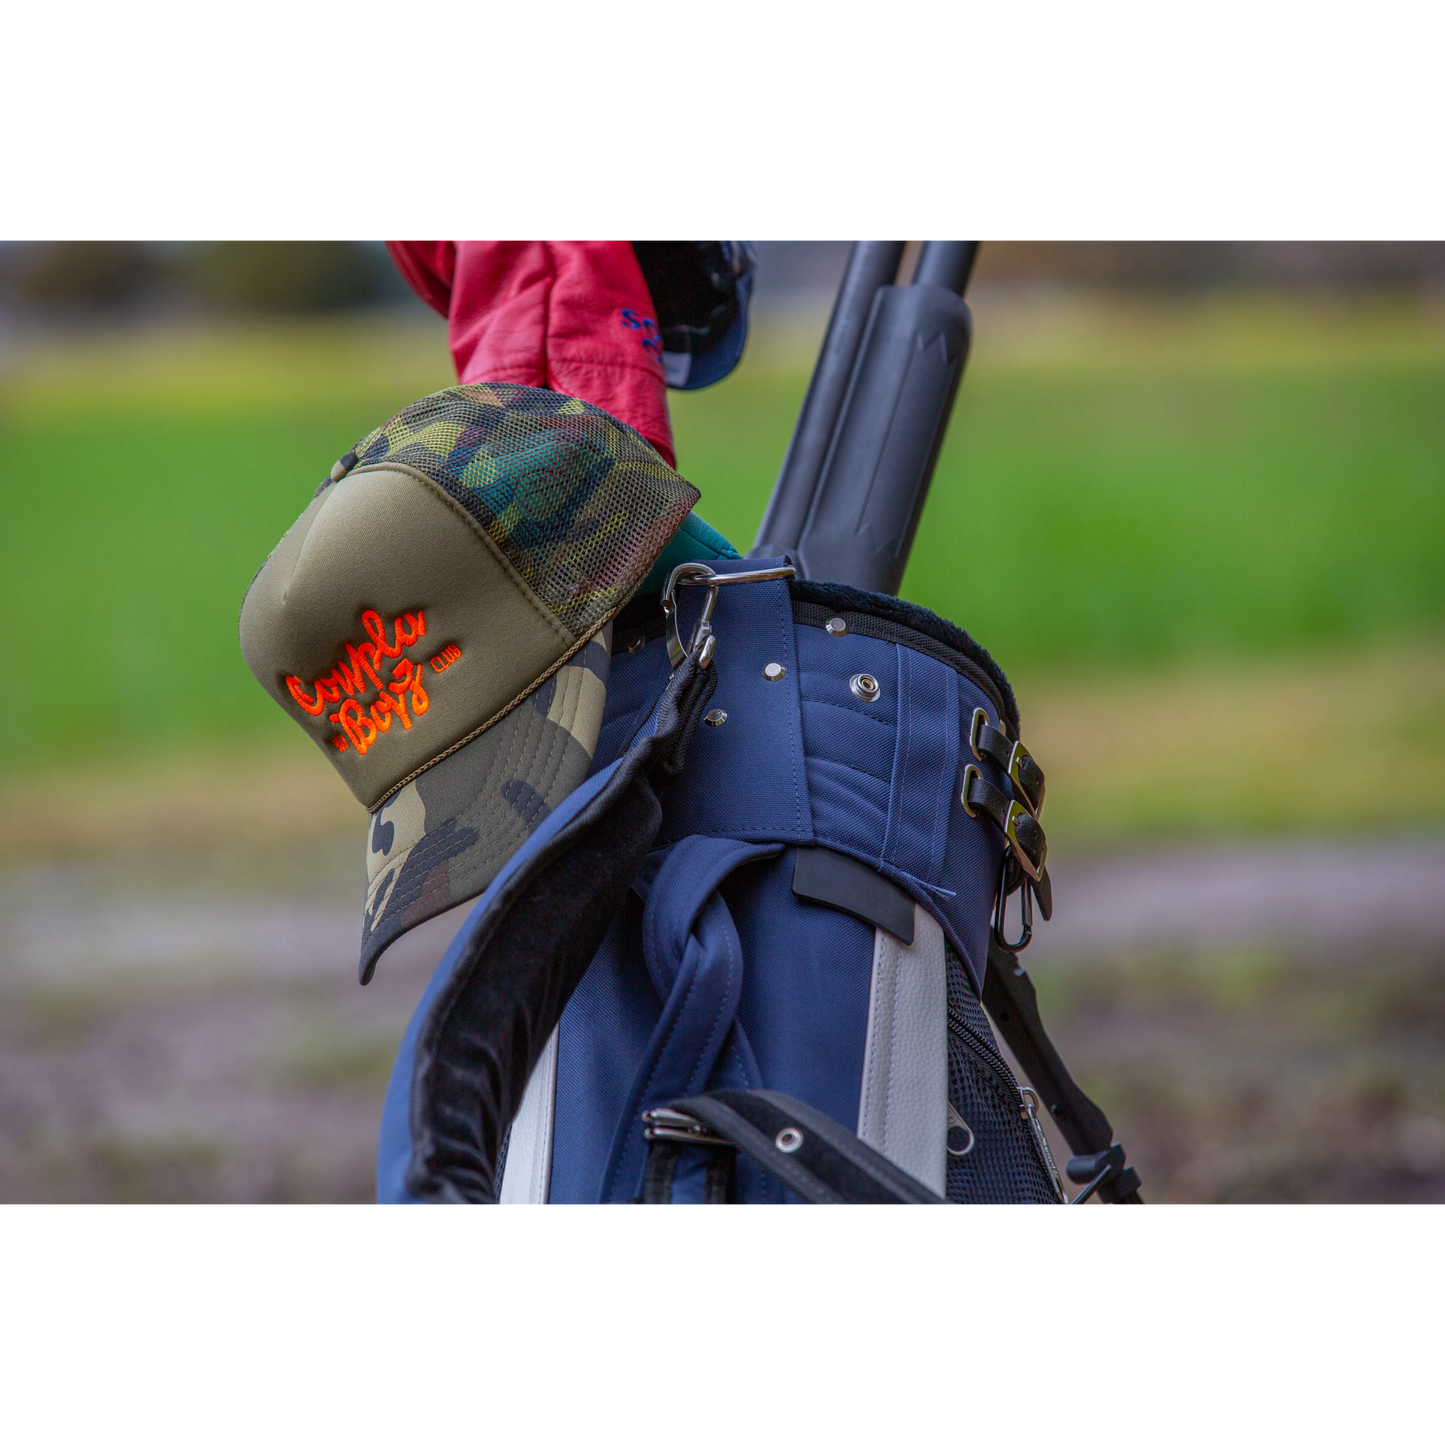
[678,292,1445,669]
[2,296,1443,785]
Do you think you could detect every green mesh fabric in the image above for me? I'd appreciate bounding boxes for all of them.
[323,384,699,638]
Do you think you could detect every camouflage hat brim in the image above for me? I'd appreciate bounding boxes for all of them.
[359,628,611,984]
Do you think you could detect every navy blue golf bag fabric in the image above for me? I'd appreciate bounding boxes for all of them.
[375,560,1060,1203]
[589,570,1003,989]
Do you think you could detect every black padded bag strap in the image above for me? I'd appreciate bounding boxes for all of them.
[665,1090,945,1204]
[405,656,718,1204]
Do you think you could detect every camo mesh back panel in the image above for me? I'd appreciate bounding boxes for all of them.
[945,947,1061,1205]
[324,384,698,638]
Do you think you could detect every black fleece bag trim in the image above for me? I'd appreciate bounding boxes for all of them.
[614,581,1019,738]
[405,658,717,1203]
[668,1090,945,1204]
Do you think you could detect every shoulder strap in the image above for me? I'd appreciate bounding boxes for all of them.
[981,939,1143,1204]
[403,653,718,1202]
[642,1090,946,1204]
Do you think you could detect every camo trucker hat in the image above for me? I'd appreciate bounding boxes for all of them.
[239,383,699,982]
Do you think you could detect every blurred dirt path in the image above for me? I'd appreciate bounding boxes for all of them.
[1029,836,1445,961]
[0,844,469,1202]
[1018,836,1445,1203]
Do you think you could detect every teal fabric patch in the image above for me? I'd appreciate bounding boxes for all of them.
[636,510,741,596]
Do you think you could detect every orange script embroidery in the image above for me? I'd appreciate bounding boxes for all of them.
[284,609,463,756]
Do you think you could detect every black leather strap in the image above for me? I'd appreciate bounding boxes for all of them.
[968,707,1045,816]
[982,939,1143,1204]
[962,766,1048,880]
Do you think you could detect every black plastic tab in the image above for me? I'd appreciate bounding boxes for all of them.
[792,846,915,943]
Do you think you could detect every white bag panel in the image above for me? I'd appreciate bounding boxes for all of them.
[856,904,948,1196]
[498,1024,559,1204]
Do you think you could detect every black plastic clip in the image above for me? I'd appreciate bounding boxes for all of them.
[1065,1143,1143,1205]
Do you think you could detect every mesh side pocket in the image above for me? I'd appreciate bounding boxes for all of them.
[945,947,1061,1205]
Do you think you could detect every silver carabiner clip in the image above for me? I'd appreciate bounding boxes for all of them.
[660,562,796,669]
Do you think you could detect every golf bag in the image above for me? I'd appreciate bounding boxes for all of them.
[374,242,1141,1204]
[511,564,1072,1204]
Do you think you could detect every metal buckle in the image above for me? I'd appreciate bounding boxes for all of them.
[969,707,1045,816]
[962,763,1047,883]
[641,1105,733,1148]
[660,562,796,669]
[967,706,992,763]
[959,761,984,820]
[1004,798,1045,881]
[1008,741,1045,817]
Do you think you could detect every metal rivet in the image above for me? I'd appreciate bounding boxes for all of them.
[704,709,727,727]
[825,617,848,637]
[775,1127,804,1153]
[849,672,880,702]
[763,662,786,681]
[626,635,645,654]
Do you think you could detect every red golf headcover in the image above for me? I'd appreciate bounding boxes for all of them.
[385,241,676,467]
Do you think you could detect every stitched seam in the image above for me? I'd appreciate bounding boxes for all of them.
[602,954,708,1202]
[902,653,918,874]
[549,355,670,377]
[645,838,702,996]
[882,649,907,863]
[366,673,577,910]
[800,695,896,729]
[859,930,888,1146]
[432,686,577,894]
[884,929,907,1155]
[685,902,738,1095]
[784,594,806,835]
[927,668,955,885]
[803,755,894,795]
[372,679,554,905]
[788,589,1015,733]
